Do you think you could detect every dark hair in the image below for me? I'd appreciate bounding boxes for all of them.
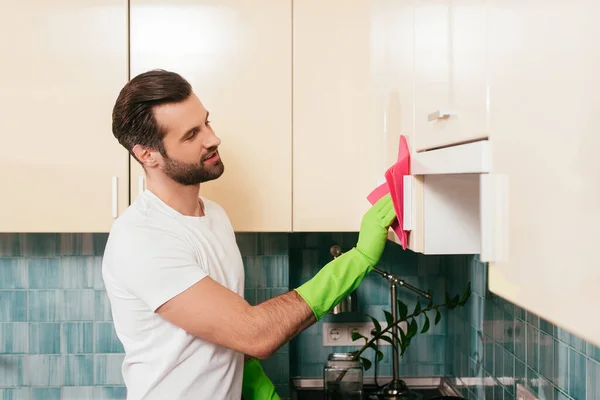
[112,69,192,162]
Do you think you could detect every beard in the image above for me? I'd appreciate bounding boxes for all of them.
[163,151,225,186]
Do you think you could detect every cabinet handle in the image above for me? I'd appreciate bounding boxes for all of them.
[138,176,145,195]
[428,109,456,122]
[480,174,509,262]
[112,176,118,218]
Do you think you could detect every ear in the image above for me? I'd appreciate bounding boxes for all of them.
[132,144,160,167]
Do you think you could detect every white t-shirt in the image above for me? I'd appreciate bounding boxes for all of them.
[102,189,245,400]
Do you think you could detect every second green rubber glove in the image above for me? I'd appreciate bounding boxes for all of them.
[242,358,280,400]
[294,194,396,320]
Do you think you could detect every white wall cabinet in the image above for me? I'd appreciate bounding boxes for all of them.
[129,0,293,232]
[413,0,488,152]
[0,0,129,232]
[388,0,600,347]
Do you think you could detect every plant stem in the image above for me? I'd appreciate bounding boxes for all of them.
[332,303,448,385]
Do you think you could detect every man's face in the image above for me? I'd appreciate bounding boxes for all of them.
[153,93,224,185]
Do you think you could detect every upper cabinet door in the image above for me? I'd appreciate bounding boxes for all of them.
[0,0,129,232]
[414,0,488,152]
[487,0,600,347]
[129,0,292,232]
[293,0,381,231]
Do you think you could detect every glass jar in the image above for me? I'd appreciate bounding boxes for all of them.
[323,352,364,400]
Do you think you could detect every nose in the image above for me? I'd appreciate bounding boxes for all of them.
[204,127,221,149]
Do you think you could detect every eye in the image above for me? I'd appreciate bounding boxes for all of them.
[187,129,198,140]
[206,120,211,126]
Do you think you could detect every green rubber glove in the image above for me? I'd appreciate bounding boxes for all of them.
[242,358,281,400]
[294,194,396,320]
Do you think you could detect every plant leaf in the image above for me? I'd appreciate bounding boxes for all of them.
[407,318,418,339]
[458,282,472,306]
[414,298,421,314]
[376,350,384,362]
[397,300,408,321]
[351,331,367,342]
[434,309,441,325]
[361,357,372,371]
[367,341,379,355]
[421,314,430,334]
[398,328,410,356]
[446,292,460,310]
[378,334,395,346]
[384,310,394,328]
[365,313,382,335]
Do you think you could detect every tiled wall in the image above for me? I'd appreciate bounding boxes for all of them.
[444,254,600,400]
[6,232,599,400]
[288,233,451,380]
[0,233,290,399]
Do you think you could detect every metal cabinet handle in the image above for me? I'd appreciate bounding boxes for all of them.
[112,176,118,218]
[428,109,456,122]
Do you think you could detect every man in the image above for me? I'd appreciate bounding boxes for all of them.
[102,69,397,400]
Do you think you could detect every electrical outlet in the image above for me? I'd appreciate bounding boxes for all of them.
[322,322,406,347]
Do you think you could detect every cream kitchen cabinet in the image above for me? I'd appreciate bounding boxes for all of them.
[129,0,292,232]
[0,0,129,232]
[413,0,488,152]
[485,0,600,348]
[293,0,417,232]
[389,0,600,347]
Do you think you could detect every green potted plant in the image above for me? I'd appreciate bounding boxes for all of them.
[327,282,472,398]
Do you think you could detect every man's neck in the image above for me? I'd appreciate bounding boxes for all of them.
[146,175,204,217]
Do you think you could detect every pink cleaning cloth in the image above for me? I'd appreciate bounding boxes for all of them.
[367,135,411,249]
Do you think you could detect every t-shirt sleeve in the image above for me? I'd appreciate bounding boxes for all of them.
[122,227,209,312]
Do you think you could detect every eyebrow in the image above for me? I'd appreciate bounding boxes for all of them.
[180,111,210,141]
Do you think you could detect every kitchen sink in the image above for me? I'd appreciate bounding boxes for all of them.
[290,377,463,400]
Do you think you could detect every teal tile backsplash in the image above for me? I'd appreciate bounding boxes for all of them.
[0,232,291,399]
[288,233,451,380]
[2,232,600,400]
[444,254,600,400]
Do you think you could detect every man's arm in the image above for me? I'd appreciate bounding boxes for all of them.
[156,277,315,359]
[156,194,395,359]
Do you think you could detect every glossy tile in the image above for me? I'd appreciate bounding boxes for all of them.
[258,233,289,256]
[61,257,95,289]
[61,386,95,400]
[569,348,586,400]
[28,258,60,289]
[0,234,23,257]
[445,254,597,400]
[21,234,59,257]
[30,387,60,400]
[62,323,94,354]
[0,388,29,400]
[95,322,124,353]
[63,355,94,386]
[0,355,28,386]
[93,386,127,400]
[62,290,95,321]
[0,291,27,322]
[29,323,61,354]
[587,359,600,400]
[0,323,28,354]
[94,355,125,385]
[29,290,62,322]
[28,355,61,386]
[59,233,94,256]
[0,258,27,289]
[94,290,113,321]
